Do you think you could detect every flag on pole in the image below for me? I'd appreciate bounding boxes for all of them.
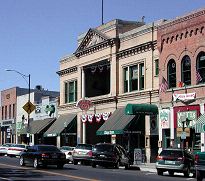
[159,77,169,93]
[196,70,202,84]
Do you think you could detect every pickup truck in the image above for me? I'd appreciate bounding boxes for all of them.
[195,151,205,181]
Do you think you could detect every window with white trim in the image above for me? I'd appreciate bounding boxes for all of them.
[123,63,144,93]
[64,80,77,103]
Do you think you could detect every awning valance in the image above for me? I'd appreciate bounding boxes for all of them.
[195,114,205,133]
[125,103,158,115]
[30,118,56,134]
[44,113,76,137]
[96,107,135,135]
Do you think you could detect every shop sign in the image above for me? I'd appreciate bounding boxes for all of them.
[173,93,195,101]
[104,130,115,135]
[159,109,170,129]
[177,110,197,128]
[76,98,93,111]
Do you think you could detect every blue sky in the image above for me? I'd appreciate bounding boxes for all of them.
[0,0,205,92]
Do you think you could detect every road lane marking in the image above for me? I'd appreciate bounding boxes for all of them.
[0,163,100,181]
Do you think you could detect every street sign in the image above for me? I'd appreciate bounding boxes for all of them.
[23,101,35,114]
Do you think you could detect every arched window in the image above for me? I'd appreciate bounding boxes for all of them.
[167,59,176,88]
[181,55,191,85]
[196,51,205,83]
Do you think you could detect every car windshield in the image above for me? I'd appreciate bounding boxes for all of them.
[12,144,26,148]
[61,146,74,151]
[160,150,183,157]
[38,146,60,152]
[75,144,92,150]
[94,144,113,152]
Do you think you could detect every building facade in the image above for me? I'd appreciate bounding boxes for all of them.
[0,87,29,144]
[158,8,205,153]
[57,19,163,162]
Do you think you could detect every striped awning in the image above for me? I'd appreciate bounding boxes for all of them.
[195,114,205,133]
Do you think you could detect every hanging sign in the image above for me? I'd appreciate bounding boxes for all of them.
[173,93,196,101]
[159,109,170,129]
[76,98,93,111]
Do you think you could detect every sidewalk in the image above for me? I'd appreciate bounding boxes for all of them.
[131,163,156,173]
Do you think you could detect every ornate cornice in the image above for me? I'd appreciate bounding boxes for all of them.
[117,41,157,60]
[56,66,77,77]
[158,9,205,30]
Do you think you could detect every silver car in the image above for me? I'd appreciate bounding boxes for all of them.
[72,144,93,165]
[0,143,13,156]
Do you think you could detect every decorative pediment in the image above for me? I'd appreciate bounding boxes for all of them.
[74,28,117,57]
[76,29,108,52]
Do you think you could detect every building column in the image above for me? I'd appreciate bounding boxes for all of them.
[81,69,86,144]
[170,107,174,147]
[145,115,151,163]
[31,134,35,145]
[57,136,61,148]
[110,47,117,96]
[200,103,205,152]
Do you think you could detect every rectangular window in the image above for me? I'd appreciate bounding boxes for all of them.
[13,104,15,118]
[123,62,144,93]
[5,106,7,120]
[155,59,159,76]
[64,80,77,103]
[9,105,11,119]
[2,106,4,120]
[124,67,128,93]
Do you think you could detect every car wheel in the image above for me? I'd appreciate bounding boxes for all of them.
[157,169,163,175]
[115,161,120,169]
[19,156,25,166]
[73,160,78,165]
[184,166,190,177]
[168,171,174,176]
[33,158,39,168]
[92,162,96,168]
[57,164,64,169]
[197,170,203,181]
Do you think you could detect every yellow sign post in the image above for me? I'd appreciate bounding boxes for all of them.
[23,101,35,114]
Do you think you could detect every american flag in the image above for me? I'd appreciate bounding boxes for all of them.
[159,77,169,93]
[196,70,202,84]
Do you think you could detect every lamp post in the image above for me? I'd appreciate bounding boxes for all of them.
[6,69,31,144]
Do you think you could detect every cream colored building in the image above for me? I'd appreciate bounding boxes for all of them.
[57,19,163,162]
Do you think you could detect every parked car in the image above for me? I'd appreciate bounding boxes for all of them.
[19,144,66,169]
[7,144,28,157]
[0,143,13,156]
[91,143,131,169]
[156,148,195,177]
[60,146,75,163]
[72,144,93,165]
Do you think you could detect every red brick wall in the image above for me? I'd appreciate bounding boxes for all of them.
[157,9,205,104]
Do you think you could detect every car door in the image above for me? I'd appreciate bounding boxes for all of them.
[117,145,129,165]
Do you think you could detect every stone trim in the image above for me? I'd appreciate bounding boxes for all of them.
[117,41,157,60]
[56,66,77,77]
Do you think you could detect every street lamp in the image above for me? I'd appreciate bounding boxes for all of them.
[5,69,31,144]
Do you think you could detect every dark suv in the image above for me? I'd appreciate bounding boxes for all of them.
[156,148,195,177]
[91,143,131,169]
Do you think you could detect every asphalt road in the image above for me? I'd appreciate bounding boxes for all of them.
[0,156,196,181]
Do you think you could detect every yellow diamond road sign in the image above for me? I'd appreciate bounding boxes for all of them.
[23,101,35,114]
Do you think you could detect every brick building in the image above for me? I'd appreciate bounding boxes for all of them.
[158,8,205,152]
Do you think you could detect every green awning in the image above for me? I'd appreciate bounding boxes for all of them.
[195,114,205,133]
[125,103,158,115]
[44,113,76,137]
[96,107,135,135]
[29,118,56,134]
